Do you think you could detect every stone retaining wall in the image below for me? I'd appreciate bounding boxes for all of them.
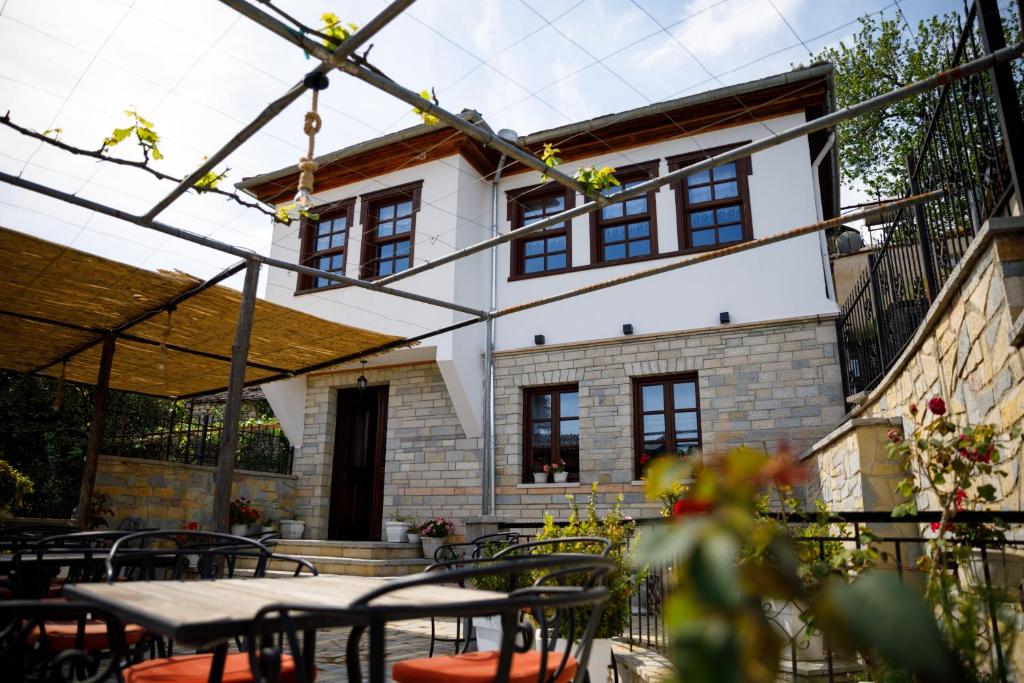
[95,455,296,530]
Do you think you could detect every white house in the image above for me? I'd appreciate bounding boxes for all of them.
[237,63,845,541]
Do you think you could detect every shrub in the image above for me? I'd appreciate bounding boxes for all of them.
[0,459,33,513]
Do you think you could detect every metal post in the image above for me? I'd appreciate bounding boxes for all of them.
[867,253,889,368]
[908,154,940,301]
[212,259,261,533]
[76,333,116,529]
[977,0,1024,204]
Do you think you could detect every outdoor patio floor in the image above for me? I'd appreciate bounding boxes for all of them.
[315,618,458,682]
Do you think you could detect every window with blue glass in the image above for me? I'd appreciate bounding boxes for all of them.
[633,373,701,478]
[508,184,573,278]
[297,198,354,291]
[590,161,659,264]
[669,149,751,250]
[359,182,421,280]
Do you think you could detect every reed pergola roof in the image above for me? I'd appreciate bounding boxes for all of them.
[0,226,408,397]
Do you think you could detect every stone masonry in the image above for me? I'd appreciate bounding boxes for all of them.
[293,316,846,538]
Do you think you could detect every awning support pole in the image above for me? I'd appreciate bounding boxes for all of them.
[213,258,261,533]
[75,333,116,529]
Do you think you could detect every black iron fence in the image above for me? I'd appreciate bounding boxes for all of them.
[102,403,293,475]
[500,511,1024,682]
[837,0,1024,397]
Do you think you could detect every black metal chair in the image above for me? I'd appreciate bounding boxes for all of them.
[105,530,318,582]
[0,599,128,683]
[244,549,614,683]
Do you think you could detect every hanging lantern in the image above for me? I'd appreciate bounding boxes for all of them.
[356,360,368,393]
[284,71,330,222]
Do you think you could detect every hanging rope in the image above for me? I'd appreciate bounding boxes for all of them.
[292,71,330,212]
[52,361,66,411]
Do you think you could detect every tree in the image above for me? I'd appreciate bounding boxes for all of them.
[814,12,959,199]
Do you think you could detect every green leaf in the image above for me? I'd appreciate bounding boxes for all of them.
[690,533,740,608]
[104,126,133,147]
[891,501,917,518]
[977,483,997,501]
[815,572,962,681]
[631,518,709,567]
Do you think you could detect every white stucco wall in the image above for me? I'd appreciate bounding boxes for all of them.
[261,111,838,437]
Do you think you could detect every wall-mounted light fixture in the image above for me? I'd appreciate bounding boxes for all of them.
[356,360,368,392]
[534,334,545,346]
[622,323,634,335]
[719,312,731,324]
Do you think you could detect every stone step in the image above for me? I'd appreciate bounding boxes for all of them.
[266,539,425,560]
[237,553,430,577]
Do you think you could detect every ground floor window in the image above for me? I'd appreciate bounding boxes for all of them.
[523,384,579,482]
[632,373,701,478]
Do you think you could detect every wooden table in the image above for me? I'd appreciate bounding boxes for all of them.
[65,574,504,680]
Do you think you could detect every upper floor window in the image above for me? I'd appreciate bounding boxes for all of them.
[297,198,354,292]
[507,184,574,278]
[359,181,422,279]
[668,146,752,250]
[590,160,659,265]
[523,384,580,483]
[633,373,701,478]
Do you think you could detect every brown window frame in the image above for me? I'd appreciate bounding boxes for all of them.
[668,143,753,253]
[589,160,660,265]
[522,384,580,483]
[296,198,356,293]
[506,183,575,280]
[358,180,423,280]
[631,373,702,479]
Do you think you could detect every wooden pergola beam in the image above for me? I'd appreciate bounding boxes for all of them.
[212,259,261,534]
[75,333,115,529]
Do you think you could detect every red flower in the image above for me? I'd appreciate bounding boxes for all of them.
[672,499,713,517]
[928,396,946,416]
[909,403,918,415]
[887,428,901,442]
[639,454,651,466]
[955,488,967,511]
[186,521,199,531]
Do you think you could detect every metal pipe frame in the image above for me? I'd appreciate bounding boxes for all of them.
[353,41,1021,288]
[218,0,611,207]
[0,171,485,319]
[142,0,418,222]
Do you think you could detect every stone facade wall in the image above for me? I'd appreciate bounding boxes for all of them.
[95,455,295,530]
[293,316,846,539]
[804,220,1024,515]
[491,316,846,522]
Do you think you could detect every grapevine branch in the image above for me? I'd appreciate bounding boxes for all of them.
[0,112,276,220]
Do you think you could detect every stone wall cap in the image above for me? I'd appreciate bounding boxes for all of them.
[800,416,902,462]
[463,515,510,524]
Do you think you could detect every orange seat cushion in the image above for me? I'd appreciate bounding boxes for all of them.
[28,619,147,650]
[393,650,577,683]
[123,652,304,683]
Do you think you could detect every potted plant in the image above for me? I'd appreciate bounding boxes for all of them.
[229,497,260,536]
[278,509,305,540]
[406,522,420,544]
[533,464,549,483]
[384,513,414,543]
[418,516,455,559]
[549,459,569,483]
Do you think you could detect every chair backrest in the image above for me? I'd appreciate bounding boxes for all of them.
[7,530,152,595]
[105,530,317,582]
[246,550,614,683]
[433,532,520,563]
[0,599,127,682]
[0,524,77,553]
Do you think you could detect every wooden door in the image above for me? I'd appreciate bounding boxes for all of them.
[328,386,388,541]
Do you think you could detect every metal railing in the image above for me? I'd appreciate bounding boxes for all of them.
[102,405,293,475]
[836,0,1024,397]
[500,511,1024,682]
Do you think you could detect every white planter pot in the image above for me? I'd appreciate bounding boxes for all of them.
[230,523,249,537]
[475,615,532,653]
[539,636,613,683]
[766,600,826,661]
[384,521,411,543]
[279,519,305,540]
[533,473,549,483]
[969,548,1024,593]
[553,472,569,483]
[421,536,447,560]
[406,533,420,544]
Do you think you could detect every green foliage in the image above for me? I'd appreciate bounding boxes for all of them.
[103,110,163,161]
[320,12,358,51]
[813,13,957,197]
[573,166,619,194]
[0,459,33,512]
[413,89,440,126]
[88,491,114,530]
[534,483,642,639]
[193,158,228,193]
[540,143,561,181]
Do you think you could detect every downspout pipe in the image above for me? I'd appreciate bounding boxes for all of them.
[483,140,512,515]
[811,132,837,301]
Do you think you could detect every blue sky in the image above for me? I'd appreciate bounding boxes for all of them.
[0,0,966,283]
